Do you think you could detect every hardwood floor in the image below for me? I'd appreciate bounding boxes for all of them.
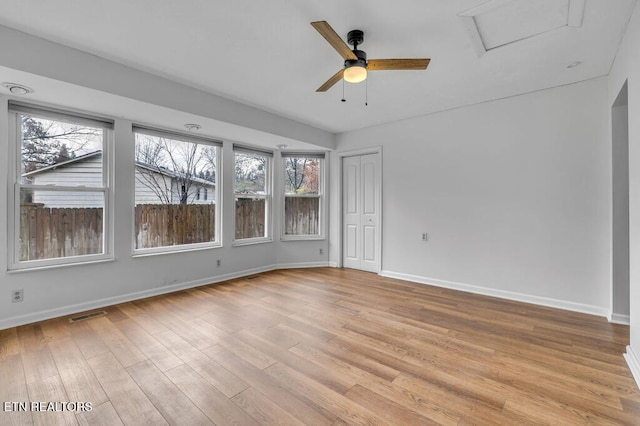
[1,267,639,425]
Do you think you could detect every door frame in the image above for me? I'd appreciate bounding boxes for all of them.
[337,147,383,273]
[611,80,630,324]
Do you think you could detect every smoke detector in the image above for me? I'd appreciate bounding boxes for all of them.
[2,82,34,95]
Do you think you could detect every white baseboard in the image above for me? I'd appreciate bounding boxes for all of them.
[624,345,640,390]
[276,261,330,269]
[1,262,326,330]
[380,270,609,317]
[609,312,631,325]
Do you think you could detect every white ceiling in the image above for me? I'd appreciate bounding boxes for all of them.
[0,0,635,134]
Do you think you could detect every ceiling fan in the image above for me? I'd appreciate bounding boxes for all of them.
[311,21,431,92]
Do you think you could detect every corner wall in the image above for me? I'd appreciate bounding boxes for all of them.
[0,105,331,329]
[333,77,611,315]
[609,1,640,387]
[0,108,331,329]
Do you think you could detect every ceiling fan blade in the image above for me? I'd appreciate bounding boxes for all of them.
[311,21,358,60]
[316,69,345,92]
[368,58,431,71]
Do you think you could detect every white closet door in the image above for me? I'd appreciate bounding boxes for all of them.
[342,153,380,272]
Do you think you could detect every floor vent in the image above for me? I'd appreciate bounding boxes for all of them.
[69,310,107,323]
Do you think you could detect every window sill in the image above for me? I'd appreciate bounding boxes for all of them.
[232,238,273,247]
[280,235,325,242]
[132,242,222,258]
[7,256,115,273]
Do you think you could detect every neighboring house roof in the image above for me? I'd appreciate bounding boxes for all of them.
[22,150,102,177]
[134,161,215,187]
[23,150,216,187]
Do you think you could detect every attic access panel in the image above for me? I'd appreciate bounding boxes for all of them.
[459,0,585,55]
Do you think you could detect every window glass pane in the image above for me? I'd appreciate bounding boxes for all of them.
[285,196,319,235]
[19,189,104,261]
[283,156,321,237]
[235,152,267,194]
[234,150,269,241]
[20,114,104,186]
[235,197,266,239]
[284,157,320,195]
[134,132,217,249]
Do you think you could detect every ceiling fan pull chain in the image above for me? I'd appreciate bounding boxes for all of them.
[365,78,368,106]
[341,78,346,102]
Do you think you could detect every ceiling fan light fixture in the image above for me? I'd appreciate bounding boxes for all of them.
[344,52,368,84]
[344,64,367,83]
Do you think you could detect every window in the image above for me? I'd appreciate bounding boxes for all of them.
[133,126,221,252]
[9,103,113,269]
[282,152,324,239]
[234,145,272,242]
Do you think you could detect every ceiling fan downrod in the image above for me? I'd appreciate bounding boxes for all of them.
[345,29,368,70]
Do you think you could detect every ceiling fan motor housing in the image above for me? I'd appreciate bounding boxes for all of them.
[345,49,367,69]
[347,29,364,47]
[346,30,367,69]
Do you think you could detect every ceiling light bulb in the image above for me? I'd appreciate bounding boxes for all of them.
[344,66,367,83]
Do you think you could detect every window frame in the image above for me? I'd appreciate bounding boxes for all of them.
[132,125,222,255]
[8,103,115,271]
[233,145,273,245]
[280,152,326,241]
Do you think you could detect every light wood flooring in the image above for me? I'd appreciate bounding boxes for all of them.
[1,268,639,425]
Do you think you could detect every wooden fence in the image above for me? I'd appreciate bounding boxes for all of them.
[19,205,103,261]
[235,198,265,239]
[20,198,319,260]
[284,197,319,235]
[235,197,319,238]
[135,204,215,249]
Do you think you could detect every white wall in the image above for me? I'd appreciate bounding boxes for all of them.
[612,100,630,322]
[608,2,640,387]
[333,77,611,315]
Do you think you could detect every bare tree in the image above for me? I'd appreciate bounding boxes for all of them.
[134,135,215,205]
[202,145,217,184]
[284,157,319,194]
[164,139,205,204]
[134,137,173,204]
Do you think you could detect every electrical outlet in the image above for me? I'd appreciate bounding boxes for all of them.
[319,248,324,255]
[421,232,428,241]
[11,289,23,303]
[216,259,221,267]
